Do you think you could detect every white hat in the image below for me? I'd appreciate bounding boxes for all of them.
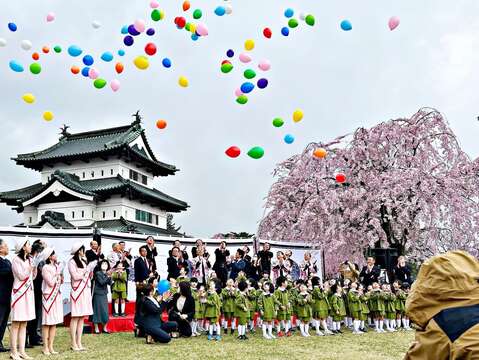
[70,242,84,255]
[14,239,28,254]
[42,247,55,261]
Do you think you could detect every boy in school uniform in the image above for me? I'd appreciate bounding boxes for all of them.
[358,284,370,332]
[235,281,250,340]
[220,279,237,335]
[295,283,313,337]
[311,277,331,335]
[204,280,222,340]
[257,282,276,339]
[369,282,386,333]
[347,282,363,334]
[274,276,291,337]
[330,284,347,334]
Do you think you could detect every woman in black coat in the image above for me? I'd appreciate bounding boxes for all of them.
[167,282,195,337]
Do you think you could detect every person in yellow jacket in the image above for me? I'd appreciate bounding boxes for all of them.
[405,251,479,359]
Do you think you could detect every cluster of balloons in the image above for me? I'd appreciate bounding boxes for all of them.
[214,1,233,16]
[271,109,304,145]
[170,1,211,41]
[225,146,264,160]
[277,8,315,38]
[340,17,400,31]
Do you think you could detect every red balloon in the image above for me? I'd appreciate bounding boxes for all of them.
[145,42,157,56]
[32,52,40,60]
[336,173,347,183]
[182,1,190,11]
[221,60,231,65]
[225,146,241,158]
[115,62,124,74]
[263,27,272,39]
[176,17,186,29]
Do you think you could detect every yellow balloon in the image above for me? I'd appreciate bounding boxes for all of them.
[134,55,149,70]
[178,76,189,88]
[43,111,54,121]
[189,23,197,34]
[22,93,35,104]
[293,109,304,123]
[244,39,255,51]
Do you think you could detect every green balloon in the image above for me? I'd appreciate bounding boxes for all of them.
[305,15,315,26]
[221,63,233,74]
[151,9,161,21]
[236,95,248,105]
[243,69,256,79]
[29,62,41,75]
[272,117,284,127]
[193,9,202,19]
[94,78,107,89]
[185,23,191,31]
[288,19,299,28]
[247,146,265,159]
[53,45,62,53]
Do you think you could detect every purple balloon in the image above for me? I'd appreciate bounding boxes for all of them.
[146,28,155,36]
[226,49,234,58]
[123,35,134,46]
[128,24,140,36]
[257,78,269,89]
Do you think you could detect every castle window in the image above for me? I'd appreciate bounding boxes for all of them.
[81,210,84,218]
[155,215,158,225]
[29,217,32,224]
[136,209,156,224]
[101,170,104,176]
[142,175,147,185]
[91,171,95,178]
[92,211,94,218]
[113,210,117,217]
[111,169,114,175]
[72,211,75,219]
[129,169,139,181]
[102,211,106,219]
[82,172,85,179]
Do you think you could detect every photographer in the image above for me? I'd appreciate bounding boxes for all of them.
[191,239,209,259]
[213,241,230,287]
[167,247,189,281]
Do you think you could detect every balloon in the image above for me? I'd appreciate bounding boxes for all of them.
[178,76,189,87]
[284,134,295,144]
[293,109,304,123]
[263,27,272,39]
[68,45,82,57]
[221,63,233,73]
[183,1,191,11]
[144,43,157,56]
[336,173,346,183]
[127,25,140,36]
[134,19,146,33]
[240,82,254,94]
[388,16,400,31]
[313,148,327,158]
[341,20,352,31]
[234,88,243,97]
[272,118,284,127]
[288,19,299,28]
[21,40,32,51]
[118,49,125,56]
[247,146,264,159]
[157,279,170,295]
[134,56,149,70]
[225,5,233,14]
[244,39,255,51]
[236,95,248,105]
[146,28,155,36]
[93,78,107,89]
[215,6,226,16]
[115,62,124,74]
[53,45,62,53]
[156,119,167,129]
[175,17,187,29]
[239,53,252,63]
[9,60,24,73]
[121,25,129,34]
[82,55,94,66]
[258,59,271,71]
[42,46,50,54]
[92,21,102,29]
[71,66,80,74]
[46,12,55,22]
[226,49,234,58]
[0,38,6,47]
[281,27,290,36]
[101,52,113,62]
[150,0,159,8]
[22,93,35,104]
[225,146,241,158]
[151,9,163,21]
[81,67,90,77]
[305,14,315,26]
[162,58,172,68]
[244,69,256,79]
[32,52,40,60]
[123,35,134,46]
[284,8,294,18]
[299,12,306,21]
[29,63,41,75]
[196,23,208,36]
[193,9,202,19]
[8,23,17,32]
[88,68,99,79]
[257,78,268,89]
[191,34,199,41]
[43,111,54,121]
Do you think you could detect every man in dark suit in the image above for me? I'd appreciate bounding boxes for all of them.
[359,256,381,288]
[85,240,104,264]
[0,239,13,352]
[134,246,152,326]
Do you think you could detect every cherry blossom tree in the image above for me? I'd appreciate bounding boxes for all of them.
[258,108,479,274]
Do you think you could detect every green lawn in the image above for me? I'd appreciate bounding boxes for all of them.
[4,328,414,360]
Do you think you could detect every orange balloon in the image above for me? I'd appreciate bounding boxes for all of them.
[71,66,80,74]
[42,46,50,54]
[32,52,40,60]
[182,1,190,11]
[313,148,327,158]
[115,62,124,74]
[156,119,167,129]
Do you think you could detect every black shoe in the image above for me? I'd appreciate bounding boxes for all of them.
[337,329,343,334]
[112,313,119,318]
[0,347,9,353]
[103,330,111,334]
[120,313,126,317]
[237,335,243,340]
[243,335,249,340]
[25,343,33,349]
[230,329,235,335]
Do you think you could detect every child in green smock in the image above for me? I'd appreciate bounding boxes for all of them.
[296,283,313,337]
[204,280,222,340]
[220,279,237,335]
[234,281,249,340]
[257,282,276,340]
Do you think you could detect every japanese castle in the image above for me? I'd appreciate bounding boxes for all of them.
[0,113,188,236]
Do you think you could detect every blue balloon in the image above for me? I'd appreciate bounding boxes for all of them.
[146,28,155,36]
[121,25,128,34]
[123,35,134,46]
[8,22,17,32]
[281,27,290,36]
[81,66,90,77]
[82,55,94,66]
[100,51,113,62]
[257,78,268,89]
[162,58,172,68]
[157,279,170,295]
[240,82,255,94]
[68,45,83,57]
[128,24,140,36]
[118,49,125,56]
[215,6,226,16]
[191,33,199,41]
[284,134,295,144]
[284,8,294,18]
[226,49,234,58]
[340,20,352,31]
[9,60,24,73]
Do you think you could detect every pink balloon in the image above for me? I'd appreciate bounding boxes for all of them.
[88,68,99,79]
[196,23,209,36]
[134,19,146,33]
[150,0,159,8]
[258,59,271,71]
[46,12,55,22]
[388,16,400,31]
[110,79,120,92]
[239,53,252,63]
[234,88,243,97]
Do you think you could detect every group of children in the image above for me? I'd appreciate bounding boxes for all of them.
[168,272,413,341]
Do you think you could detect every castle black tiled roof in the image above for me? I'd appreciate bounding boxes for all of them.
[92,217,186,236]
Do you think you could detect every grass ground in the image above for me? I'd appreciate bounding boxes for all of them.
[4,328,414,360]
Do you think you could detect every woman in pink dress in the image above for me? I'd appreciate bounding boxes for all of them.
[68,242,94,352]
[41,248,63,356]
[10,239,36,360]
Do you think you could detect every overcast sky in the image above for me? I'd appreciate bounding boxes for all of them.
[0,0,478,237]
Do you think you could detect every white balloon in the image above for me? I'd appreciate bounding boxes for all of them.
[299,12,306,21]
[92,20,102,29]
[225,5,233,14]
[20,40,32,51]
[0,38,6,47]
